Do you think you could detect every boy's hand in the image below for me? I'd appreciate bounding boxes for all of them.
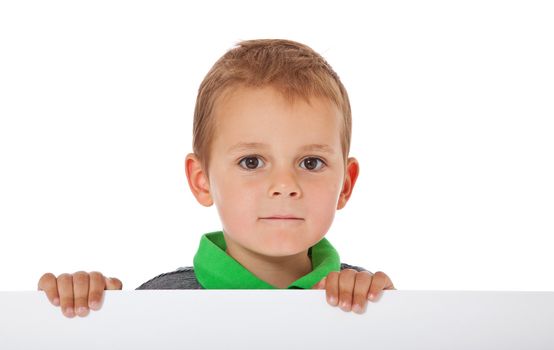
[312,270,395,314]
[38,271,122,318]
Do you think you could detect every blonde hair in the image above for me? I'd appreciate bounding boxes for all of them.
[193,39,352,176]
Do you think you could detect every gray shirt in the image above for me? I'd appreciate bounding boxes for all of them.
[136,263,370,290]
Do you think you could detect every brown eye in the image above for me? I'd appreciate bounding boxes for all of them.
[300,157,325,171]
[239,156,264,170]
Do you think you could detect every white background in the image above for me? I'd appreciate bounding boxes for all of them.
[0,0,552,291]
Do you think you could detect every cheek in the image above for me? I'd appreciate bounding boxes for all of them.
[303,179,342,228]
[211,176,260,230]
[211,172,343,240]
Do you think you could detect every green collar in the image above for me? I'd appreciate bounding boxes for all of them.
[193,231,340,289]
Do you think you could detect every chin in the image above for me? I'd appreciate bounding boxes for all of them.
[255,236,314,257]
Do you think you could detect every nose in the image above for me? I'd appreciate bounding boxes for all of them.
[268,167,302,198]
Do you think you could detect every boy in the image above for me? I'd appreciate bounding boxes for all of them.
[38,39,395,317]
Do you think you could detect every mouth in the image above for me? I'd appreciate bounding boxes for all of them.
[259,215,304,220]
[259,217,305,226]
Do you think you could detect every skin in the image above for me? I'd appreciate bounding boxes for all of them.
[38,85,394,317]
[38,271,122,318]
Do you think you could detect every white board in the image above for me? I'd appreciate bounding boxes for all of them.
[0,290,552,349]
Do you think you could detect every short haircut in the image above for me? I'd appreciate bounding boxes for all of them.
[193,39,352,176]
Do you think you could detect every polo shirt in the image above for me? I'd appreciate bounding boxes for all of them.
[136,231,369,290]
[193,231,341,289]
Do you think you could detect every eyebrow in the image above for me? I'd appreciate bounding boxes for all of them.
[227,142,335,154]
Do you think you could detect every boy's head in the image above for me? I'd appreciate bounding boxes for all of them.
[185,39,359,258]
[192,39,352,177]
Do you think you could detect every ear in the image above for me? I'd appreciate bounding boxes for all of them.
[185,153,213,207]
[336,157,359,210]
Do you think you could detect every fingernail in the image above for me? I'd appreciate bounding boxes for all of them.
[77,306,88,316]
[368,293,375,301]
[53,298,60,306]
[352,304,362,313]
[64,307,75,317]
[329,296,337,306]
[89,301,98,310]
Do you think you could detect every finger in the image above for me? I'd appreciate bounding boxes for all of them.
[105,276,123,290]
[352,271,373,314]
[57,273,75,318]
[88,272,106,310]
[312,277,326,289]
[37,273,60,306]
[368,271,394,301]
[325,271,340,306]
[72,271,90,317]
[337,269,357,312]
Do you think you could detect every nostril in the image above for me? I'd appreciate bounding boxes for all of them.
[271,192,298,197]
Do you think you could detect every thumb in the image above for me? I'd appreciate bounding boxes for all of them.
[105,276,123,290]
[312,277,327,289]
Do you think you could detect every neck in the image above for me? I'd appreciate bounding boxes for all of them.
[224,236,312,289]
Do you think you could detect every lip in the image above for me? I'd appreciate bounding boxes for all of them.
[259,216,304,220]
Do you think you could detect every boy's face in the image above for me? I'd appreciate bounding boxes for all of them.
[186,86,358,258]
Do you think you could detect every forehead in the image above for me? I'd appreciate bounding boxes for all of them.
[211,86,343,148]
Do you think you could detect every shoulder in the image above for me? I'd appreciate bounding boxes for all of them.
[136,267,203,290]
[340,262,372,274]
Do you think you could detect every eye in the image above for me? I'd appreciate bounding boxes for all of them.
[300,157,326,171]
[238,156,265,170]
